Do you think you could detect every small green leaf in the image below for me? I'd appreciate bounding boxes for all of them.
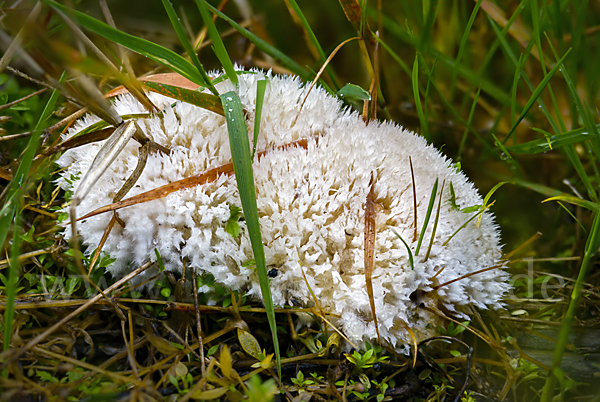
[237,328,262,360]
[337,84,371,102]
[154,248,166,272]
[226,205,242,238]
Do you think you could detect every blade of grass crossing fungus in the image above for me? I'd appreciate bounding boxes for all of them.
[449,0,483,101]
[541,212,600,402]
[142,81,224,116]
[162,0,218,95]
[391,229,414,270]
[415,178,438,256]
[252,80,268,160]
[424,181,444,262]
[44,0,210,88]
[412,54,429,139]
[195,0,237,86]
[220,91,281,376]
[204,2,310,82]
[1,80,63,368]
[285,0,339,90]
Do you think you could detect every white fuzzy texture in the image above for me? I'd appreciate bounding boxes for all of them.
[57,70,509,352]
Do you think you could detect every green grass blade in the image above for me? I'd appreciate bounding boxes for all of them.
[377,35,495,155]
[376,11,510,105]
[510,178,600,212]
[372,34,411,76]
[546,37,600,165]
[507,127,598,155]
[143,81,224,116]
[252,80,268,160]
[449,0,483,100]
[162,0,217,95]
[44,0,209,87]
[541,212,600,402]
[204,2,310,81]
[415,178,438,256]
[195,0,237,86]
[506,49,571,140]
[391,229,413,270]
[510,53,525,134]
[1,78,63,364]
[220,91,281,377]
[285,0,339,90]
[457,87,480,160]
[412,54,428,139]
[424,181,445,262]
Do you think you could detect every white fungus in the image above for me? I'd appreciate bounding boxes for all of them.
[57,69,510,352]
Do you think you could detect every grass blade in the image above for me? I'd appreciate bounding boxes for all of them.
[44,0,209,87]
[449,0,483,100]
[143,81,224,116]
[457,87,481,160]
[220,91,281,377]
[195,0,237,86]
[285,0,339,90]
[204,1,310,81]
[424,181,445,262]
[507,128,598,155]
[162,0,217,95]
[73,121,138,205]
[412,54,428,138]
[541,212,600,401]
[252,80,268,160]
[506,49,571,140]
[415,178,438,256]
[391,229,414,270]
[1,77,63,365]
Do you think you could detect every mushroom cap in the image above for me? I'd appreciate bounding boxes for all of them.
[57,70,510,351]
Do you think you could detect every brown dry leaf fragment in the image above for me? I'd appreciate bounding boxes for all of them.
[191,387,229,400]
[220,344,233,379]
[142,81,224,117]
[42,126,115,156]
[77,138,311,221]
[364,173,380,344]
[142,330,180,355]
[104,73,202,98]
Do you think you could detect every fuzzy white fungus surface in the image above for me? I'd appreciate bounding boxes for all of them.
[57,70,510,352]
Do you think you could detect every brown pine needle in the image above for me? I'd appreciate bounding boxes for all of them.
[295,36,359,123]
[75,137,312,221]
[364,173,381,344]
